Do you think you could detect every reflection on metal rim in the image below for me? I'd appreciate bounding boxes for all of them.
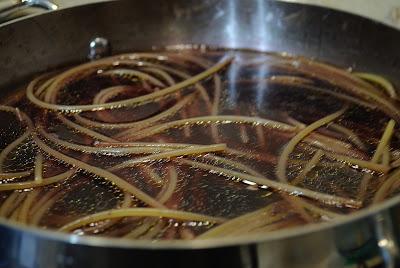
[0,193,399,250]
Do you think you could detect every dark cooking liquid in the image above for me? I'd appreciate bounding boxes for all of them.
[0,48,397,240]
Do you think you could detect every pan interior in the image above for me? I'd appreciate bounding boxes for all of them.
[0,47,398,243]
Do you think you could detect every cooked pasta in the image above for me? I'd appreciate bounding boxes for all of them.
[0,48,398,240]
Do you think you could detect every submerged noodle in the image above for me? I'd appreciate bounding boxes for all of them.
[0,49,398,240]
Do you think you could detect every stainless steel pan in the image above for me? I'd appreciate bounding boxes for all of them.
[0,0,57,23]
[1,1,400,267]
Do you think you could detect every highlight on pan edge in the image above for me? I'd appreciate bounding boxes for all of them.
[0,47,399,241]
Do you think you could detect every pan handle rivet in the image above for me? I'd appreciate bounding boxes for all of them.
[88,37,111,60]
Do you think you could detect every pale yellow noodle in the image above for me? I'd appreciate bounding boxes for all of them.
[277,58,400,120]
[265,78,377,110]
[285,115,306,128]
[34,76,57,97]
[76,93,196,130]
[289,197,342,219]
[0,169,74,191]
[197,203,285,238]
[0,105,34,128]
[181,159,361,208]
[29,190,55,218]
[269,75,314,85]
[33,180,129,227]
[239,124,250,143]
[358,119,395,200]
[18,190,40,223]
[291,150,324,186]
[304,136,365,161]
[140,67,176,86]
[59,208,225,232]
[27,57,232,112]
[276,108,346,182]
[0,191,20,217]
[372,120,396,162]
[124,219,155,239]
[83,192,134,233]
[38,127,173,155]
[211,75,222,115]
[103,69,166,87]
[180,228,196,240]
[284,115,359,158]
[42,53,172,102]
[328,123,366,150]
[391,157,400,168]
[34,154,43,183]
[283,195,314,222]
[256,125,266,147]
[248,220,294,234]
[30,190,66,225]
[9,206,22,221]
[14,108,23,122]
[324,152,389,173]
[373,167,400,203]
[211,75,222,142]
[0,105,20,116]
[154,63,213,110]
[142,166,163,184]
[389,177,400,194]
[206,215,288,237]
[140,220,165,239]
[95,141,204,149]
[157,167,178,204]
[310,133,360,157]
[57,115,117,142]
[144,66,193,137]
[0,131,31,173]
[121,192,133,208]
[204,155,264,177]
[93,86,130,104]
[120,115,296,141]
[0,172,31,179]
[209,153,331,222]
[6,193,27,219]
[121,59,213,110]
[354,72,397,99]
[382,146,391,166]
[110,144,226,171]
[33,135,166,209]
[0,106,34,178]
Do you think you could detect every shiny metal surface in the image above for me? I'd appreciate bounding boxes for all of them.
[1,0,400,267]
[374,212,399,268]
[0,0,57,23]
[88,36,111,60]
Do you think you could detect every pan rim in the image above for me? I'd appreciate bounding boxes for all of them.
[0,192,399,249]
